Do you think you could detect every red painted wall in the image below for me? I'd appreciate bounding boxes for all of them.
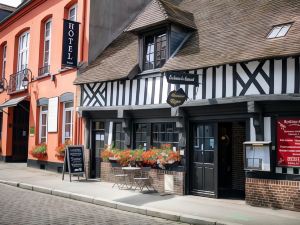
[0,0,89,162]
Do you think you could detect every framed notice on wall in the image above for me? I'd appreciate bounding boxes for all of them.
[47,97,58,132]
[277,119,300,167]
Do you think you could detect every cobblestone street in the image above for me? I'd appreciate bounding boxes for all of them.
[0,184,186,225]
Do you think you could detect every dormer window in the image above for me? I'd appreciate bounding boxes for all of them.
[143,31,167,71]
[267,23,292,39]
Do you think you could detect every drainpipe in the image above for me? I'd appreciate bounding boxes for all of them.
[80,0,86,62]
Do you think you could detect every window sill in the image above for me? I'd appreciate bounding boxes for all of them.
[59,67,77,74]
[8,88,28,95]
[34,73,51,81]
[138,68,161,76]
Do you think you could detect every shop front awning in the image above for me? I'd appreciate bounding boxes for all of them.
[0,96,29,109]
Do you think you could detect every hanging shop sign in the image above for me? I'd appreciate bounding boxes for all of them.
[62,19,79,67]
[167,88,188,107]
[62,145,87,182]
[277,119,300,167]
[165,71,199,86]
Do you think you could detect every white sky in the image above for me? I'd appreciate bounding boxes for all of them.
[0,0,22,7]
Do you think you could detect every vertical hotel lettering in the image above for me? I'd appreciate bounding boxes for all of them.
[62,19,79,67]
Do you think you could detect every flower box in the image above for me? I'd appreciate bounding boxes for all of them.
[100,144,181,169]
[31,144,47,159]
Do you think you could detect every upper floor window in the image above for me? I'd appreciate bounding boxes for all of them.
[1,44,7,79]
[18,31,30,72]
[143,31,167,71]
[68,4,77,22]
[62,101,74,143]
[267,23,292,39]
[43,19,52,73]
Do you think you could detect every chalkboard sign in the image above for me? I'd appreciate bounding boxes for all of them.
[62,145,87,182]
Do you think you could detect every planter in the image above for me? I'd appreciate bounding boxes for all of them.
[135,160,143,167]
[55,153,65,161]
[108,157,118,163]
[32,153,47,160]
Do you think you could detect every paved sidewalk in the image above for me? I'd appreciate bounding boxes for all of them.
[0,163,299,225]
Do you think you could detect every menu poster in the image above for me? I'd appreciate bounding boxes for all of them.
[277,119,300,167]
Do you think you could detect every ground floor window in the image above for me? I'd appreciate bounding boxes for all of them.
[62,101,73,143]
[135,122,179,149]
[113,122,125,149]
[39,105,48,143]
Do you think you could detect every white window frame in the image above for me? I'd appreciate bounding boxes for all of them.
[39,105,48,144]
[62,101,74,143]
[17,31,30,90]
[267,23,292,39]
[68,4,77,22]
[1,44,7,79]
[43,19,52,70]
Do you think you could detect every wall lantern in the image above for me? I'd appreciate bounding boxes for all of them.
[0,78,8,93]
[22,68,33,87]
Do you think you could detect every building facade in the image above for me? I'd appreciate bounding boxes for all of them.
[75,0,300,210]
[0,0,89,168]
[0,0,150,171]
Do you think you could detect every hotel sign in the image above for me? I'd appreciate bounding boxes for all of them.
[277,119,300,167]
[167,88,188,107]
[62,19,79,67]
[166,71,199,86]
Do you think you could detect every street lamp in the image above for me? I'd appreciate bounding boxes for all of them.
[0,78,8,93]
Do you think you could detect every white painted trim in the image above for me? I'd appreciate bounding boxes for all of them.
[62,101,74,143]
[250,118,256,141]
[108,121,113,145]
[43,18,52,69]
[39,106,48,144]
[1,44,6,79]
[264,117,271,141]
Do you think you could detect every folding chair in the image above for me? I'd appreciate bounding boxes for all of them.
[111,163,128,189]
[134,167,154,191]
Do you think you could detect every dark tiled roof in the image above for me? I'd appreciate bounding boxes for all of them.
[161,0,300,71]
[126,0,196,32]
[77,0,300,84]
[74,33,138,84]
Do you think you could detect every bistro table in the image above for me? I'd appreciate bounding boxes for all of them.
[122,167,141,189]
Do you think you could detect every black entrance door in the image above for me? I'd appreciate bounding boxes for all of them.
[12,101,30,162]
[91,122,105,178]
[191,123,218,197]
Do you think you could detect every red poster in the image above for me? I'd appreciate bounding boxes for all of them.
[277,119,300,167]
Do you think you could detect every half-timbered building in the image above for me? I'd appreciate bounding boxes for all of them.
[74,0,300,210]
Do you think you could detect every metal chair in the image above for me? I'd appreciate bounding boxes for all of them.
[133,167,154,191]
[111,163,128,189]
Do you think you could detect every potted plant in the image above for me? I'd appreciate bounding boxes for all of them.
[118,149,136,166]
[133,149,144,166]
[101,148,116,162]
[31,143,47,159]
[142,149,159,168]
[55,140,72,160]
